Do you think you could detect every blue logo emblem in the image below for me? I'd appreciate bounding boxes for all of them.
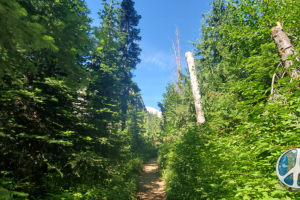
[276,148,300,188]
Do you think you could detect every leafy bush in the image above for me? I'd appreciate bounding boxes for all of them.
[159,0,300,199]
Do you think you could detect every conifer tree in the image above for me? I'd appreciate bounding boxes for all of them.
[86,0,124,160]
[0,0,151,199]
[0,0,94,198]
[118,0,142,132]
[0,0,57,84]
[119,0,142,71]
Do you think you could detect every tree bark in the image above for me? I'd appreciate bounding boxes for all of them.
[271,22,298,101]
[185,52,205,124]
[272,23,298,78]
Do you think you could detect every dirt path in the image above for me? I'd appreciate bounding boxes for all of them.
[136,157,166,200]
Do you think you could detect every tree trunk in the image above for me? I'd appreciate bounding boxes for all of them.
[185,52,205,124]
[271,22,298,101]
[272,23,297,78]
[175,27,182,95]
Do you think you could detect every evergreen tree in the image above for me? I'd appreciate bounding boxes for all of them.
[0,0,57,84]
[0,0,94,198]
[119,0,142,71]
[119,0,142,131]
[0,0,149,199]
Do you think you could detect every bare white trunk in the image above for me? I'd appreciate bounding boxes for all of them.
[185,52,205,124]
[272,22,297,78]
[270,22,299,101]
[176,27,182,86]
[172,27,182,95]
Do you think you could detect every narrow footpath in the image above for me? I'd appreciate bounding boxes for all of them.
[136,157,166,200]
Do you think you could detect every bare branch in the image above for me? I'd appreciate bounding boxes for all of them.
[286,32,298,40]
[271,73,276,95]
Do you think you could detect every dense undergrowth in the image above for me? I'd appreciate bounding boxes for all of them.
[159,0,300,199]
[1,147,158,200]
[0,0,163,199]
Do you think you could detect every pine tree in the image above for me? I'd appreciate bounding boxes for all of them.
[0,0,95,198]
[0,0,150,199]
[118,0,142,132]
[119,0,142,71]
[0,0,58,84]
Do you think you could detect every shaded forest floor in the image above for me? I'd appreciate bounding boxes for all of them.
[136,157,166,200]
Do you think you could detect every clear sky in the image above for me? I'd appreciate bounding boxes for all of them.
[85,0,212,110]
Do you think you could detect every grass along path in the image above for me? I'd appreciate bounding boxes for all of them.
[136,157,165,200]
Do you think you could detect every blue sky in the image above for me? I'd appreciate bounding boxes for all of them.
[85,0,212,110]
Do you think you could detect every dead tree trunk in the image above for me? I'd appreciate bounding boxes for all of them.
[172,27,182,95]
[185,52,205,124]
[176,27,182,84]
[271,22,298,100]
[272,22,297,78]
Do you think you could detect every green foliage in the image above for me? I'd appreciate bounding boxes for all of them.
[0,0,57,83]
[159,0,300,199]
[146,112,163,147]
[0,0,157,199]
[119,0,142,70]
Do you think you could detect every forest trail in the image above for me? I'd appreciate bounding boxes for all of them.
[136,157,166,200]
